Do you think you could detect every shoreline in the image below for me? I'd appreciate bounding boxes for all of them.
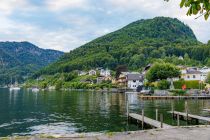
[2,125,210,140]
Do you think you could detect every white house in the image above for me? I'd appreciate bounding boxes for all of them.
[181,69,202,81]
[126,73,143,90]
[89,70,97,76]
[199,66,210,81]
[100,68,111,77]
[179,66,210,82]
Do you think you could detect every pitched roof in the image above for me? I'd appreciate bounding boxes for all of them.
[186,69,201,74]
[127,74,143,81]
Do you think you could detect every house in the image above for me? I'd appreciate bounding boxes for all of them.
[181,69,202,81]
[178,66,210,82]
[100,68,111,77]
[199,66,210,82]
[97,77,104,84]
[97,76,113,84]
[78,71,87,76]
[88,70,97,76]
[117,72,128,86]
[126,73,144,90]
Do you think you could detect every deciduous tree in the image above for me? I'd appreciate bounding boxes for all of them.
[146,62,180,82]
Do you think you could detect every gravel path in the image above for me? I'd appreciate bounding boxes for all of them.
[4,125,210,140]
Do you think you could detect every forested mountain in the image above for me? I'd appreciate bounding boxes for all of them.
[36,17,210,77]
[0,41,64,85]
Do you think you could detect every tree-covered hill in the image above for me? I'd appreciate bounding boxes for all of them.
[36,17,210,76]
[0,41,64,85]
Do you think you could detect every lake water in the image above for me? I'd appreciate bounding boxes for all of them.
[0,88,210,137]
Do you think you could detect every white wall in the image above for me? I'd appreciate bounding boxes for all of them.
[182,74,201,81]
[128,80,143,90]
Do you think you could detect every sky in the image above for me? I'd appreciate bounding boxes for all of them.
[0,0,209,52]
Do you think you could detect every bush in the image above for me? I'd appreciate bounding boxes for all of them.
[39,82,48,89]
[55,81,63,90]
[157,80,170,89]
[169,89,186,96]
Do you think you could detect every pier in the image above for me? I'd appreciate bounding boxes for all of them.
[169,111,210,123]
[203,109,210,112]
[139,96,210,100]
[128,113,172,129]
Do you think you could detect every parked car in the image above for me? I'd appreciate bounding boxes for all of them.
[140,89,152,95]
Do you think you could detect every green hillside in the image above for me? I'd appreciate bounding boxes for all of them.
[0,41,64,85]
[36,17,210,76]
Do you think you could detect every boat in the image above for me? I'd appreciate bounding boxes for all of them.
[9,85,21,91]
[31,78,40,92]
[9,78,21,91]
[31,87,39,92]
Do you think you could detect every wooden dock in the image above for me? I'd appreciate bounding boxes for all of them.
[129,113,172,129]
[139,96,210,100]
[169,111,210,122]
[203,109,210,112]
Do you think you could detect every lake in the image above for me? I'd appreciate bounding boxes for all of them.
[0,88,209,137]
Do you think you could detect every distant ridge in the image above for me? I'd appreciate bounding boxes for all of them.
[0,41,64,85]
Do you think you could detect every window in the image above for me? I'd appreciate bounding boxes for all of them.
[187,76,190,79]
[133,80,136,82]
[193,75,196,78]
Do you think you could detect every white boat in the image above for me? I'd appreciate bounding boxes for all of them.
[9,87,21,91]
[9,79,20,91]
[9,85,21,91]
[31,87,39,92]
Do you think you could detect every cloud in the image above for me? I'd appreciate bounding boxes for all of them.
[0,0,209,52]
[45,0,89,11]
[0,16,87,52]
[105,0,210,43]
[0,0,34,15]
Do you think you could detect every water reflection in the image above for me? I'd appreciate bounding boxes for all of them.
[0,89,210,137]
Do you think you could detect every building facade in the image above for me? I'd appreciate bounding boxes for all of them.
[126,73,143,90]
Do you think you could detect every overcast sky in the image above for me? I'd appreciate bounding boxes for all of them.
[0,0,209,52]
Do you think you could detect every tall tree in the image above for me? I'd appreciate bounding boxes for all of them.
[165,0,210,20]
[146,62,181,82]
[115,65,128,79]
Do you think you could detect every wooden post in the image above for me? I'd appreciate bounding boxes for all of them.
[156,109,158,121]
[142,109,144,129]
[126,93,129,118]
[177,113,180,126]
[160,114,163,128]
[185,101,188,124]
[171,101,174,113]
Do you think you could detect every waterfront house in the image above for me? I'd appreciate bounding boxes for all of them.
[88,70,97,76]
[117,72,128,87]
[126,73,144,90]
[181,69,202,81]
[199,66,210,82]
[178,66,210,82]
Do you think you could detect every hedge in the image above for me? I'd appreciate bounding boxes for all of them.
[174,80,205,89]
